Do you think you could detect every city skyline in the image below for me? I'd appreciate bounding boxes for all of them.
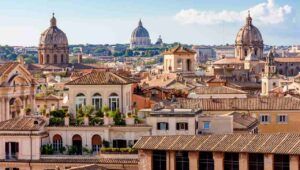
[0,0,299,46]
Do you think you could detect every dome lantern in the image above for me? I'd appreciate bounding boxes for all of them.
[50,13,57,27]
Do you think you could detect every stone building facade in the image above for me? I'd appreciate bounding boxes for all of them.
[0,62,36,121]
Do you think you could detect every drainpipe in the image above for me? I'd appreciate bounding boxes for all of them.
[121,84,124,113]
[29,130,32,170]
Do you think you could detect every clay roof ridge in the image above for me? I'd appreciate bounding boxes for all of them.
[241,135,256,152]
[155,136,167,150]
[256,135,272,152]
[182,136,196,150]
[288,134,300,154]
[225,135,242,152]
[196,135,211,150]
[271,133,289,153]
[211,135,227,150]
[141,136,152,149]
[168,136,181,150]
[65,71,94,85]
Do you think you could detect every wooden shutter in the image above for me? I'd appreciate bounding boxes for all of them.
[185,123,188,130]
[166,123,169,130]
[157,123,160,130]
[176,123,179,130]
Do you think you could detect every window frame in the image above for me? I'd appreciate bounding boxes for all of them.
[260,114,270,124]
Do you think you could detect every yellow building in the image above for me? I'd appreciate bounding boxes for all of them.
[163,45,196,73]
[178,97,300,133]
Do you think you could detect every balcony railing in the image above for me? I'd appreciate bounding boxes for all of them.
[5,153,18,160]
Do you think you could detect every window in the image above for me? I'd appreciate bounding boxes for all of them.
[5,142,19,160]
[109,93,119,111]
[176,151,189,170]
[54,54,57,64]
[53,134,63,152]
[248,153,264,170]
[152,151,167,170]
[277,115,288,124]
[176,122,188,130]
[274,154,289,170]
[92,135,102,154]
[260,114,270,124]
[92,93,102,111]
[157,122,169,130]
[199,152,214,170]
[203,121,210,129]
[75,93,86,110]
[224,153,239,170]
[61,54,64,63]
[113,140,127,148]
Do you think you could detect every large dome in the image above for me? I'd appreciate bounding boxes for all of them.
[131,20,150,38]
[39,14,68,46]
[235,13,263,46]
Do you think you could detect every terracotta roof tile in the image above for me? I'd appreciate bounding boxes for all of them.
[163,45,196,55]
[65,70,135,85]
[134,133,300,154]
[178,97,300,111]
[0,116,45,131]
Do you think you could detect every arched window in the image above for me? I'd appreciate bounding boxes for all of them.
[254,48,258,55]
[54,54,57,64]
[92,93,102,111]
[76,93,86,110]
[244,49,248,56]
[92,135,102,154]
[61,54,64,63]
[46,55,50,64]
[72,134,82,155]
[109,93,119,111]
[53,134,63,152]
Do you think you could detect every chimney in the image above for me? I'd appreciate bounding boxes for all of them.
[78,53,82,64]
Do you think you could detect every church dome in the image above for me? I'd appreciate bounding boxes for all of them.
[235,13,263,46]
[39,13,68,46]
[131,20,150,38]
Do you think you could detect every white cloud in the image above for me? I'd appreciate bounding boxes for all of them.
[174,0,292,25]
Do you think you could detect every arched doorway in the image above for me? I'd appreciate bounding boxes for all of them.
[53,134,63,152]
[92,135,102,154]
[72,134,82,155]
[9,98,22,118]
[186,59,191,71]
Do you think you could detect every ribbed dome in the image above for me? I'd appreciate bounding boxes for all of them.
[235,13,263,46]
[131,20,150,38]
[39,14,68,46]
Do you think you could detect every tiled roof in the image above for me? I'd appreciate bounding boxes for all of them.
[69,164,107,170]
[177,97,300,111]
[206,77,226,83]
[275,57,300,63]
[191,86,247,94]
[34,157,138,164]
[213,58,244,65]
[0,62,19,76]
[231,112,258,131]
[0,116,45,131]
[163,45,196,55]
[134,133,300,154]
[65,70,135,85]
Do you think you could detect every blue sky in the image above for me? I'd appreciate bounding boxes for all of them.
[0,0,299,46]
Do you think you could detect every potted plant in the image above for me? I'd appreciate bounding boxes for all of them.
[82,105,94,126]
[125,112,135,125]
[64,113,70,126]
[103,106,114,125]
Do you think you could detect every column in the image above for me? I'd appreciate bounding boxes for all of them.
[138,150,152,170]
[213,152,224,170]
[189,151,199,170]
[290,155,299,170]
[0,97,5,121]
[167,151,176,170]
[6,98,10,120]
[239,153,248,170]
[264,153,274,170]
